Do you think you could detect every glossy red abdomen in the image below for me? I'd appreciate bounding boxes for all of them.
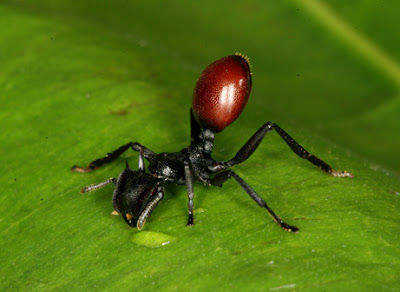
[192,53,252,133]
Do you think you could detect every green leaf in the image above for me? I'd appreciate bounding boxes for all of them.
[1,1,399,290]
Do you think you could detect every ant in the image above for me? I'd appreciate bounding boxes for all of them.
[72,53,353,232]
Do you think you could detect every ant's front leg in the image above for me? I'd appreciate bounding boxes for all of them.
[72,142,156,173]
[210,170,299,232]
[227,122,353,178]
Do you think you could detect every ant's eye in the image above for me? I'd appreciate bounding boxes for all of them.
[192,53,252,133]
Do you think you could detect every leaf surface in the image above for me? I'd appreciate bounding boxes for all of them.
[1,1,399,290]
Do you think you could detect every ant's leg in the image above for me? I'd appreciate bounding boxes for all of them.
[210,170,299,232]
[227,122,353,177]
[136,187,165,230]
[72,142,156,173]
[184,162,195,226]
[79,178,116,194]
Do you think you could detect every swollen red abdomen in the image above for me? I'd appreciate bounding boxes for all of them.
[192,54,252,133]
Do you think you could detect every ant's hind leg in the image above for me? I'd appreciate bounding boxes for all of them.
[210,170,299,232]
[227,122,353,178]
[72,142,156,173]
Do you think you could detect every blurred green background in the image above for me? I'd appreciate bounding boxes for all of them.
[1,0,399,291]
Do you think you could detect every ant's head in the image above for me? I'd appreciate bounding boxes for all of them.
[113,165,161,230]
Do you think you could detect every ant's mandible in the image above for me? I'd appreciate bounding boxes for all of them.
[72,53,353,232]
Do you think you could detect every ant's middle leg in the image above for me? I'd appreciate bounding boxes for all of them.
[210,170,299,232]
[72,142,156,173]
[227,122,353,177]
[184,162,195,226]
